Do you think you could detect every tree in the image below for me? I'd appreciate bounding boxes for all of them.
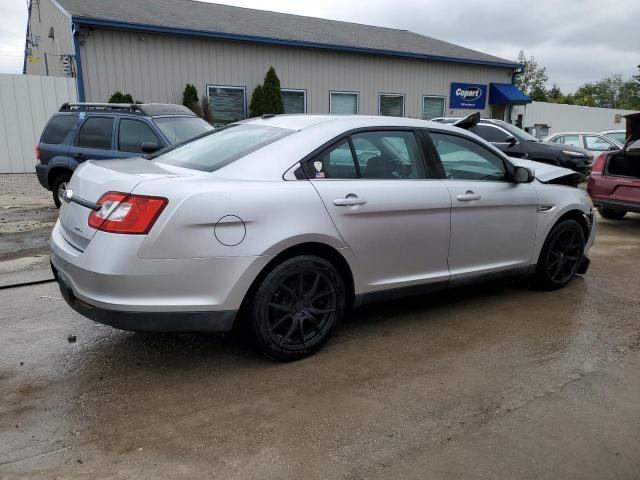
[529,85,548,102]
[249,85,264,117]
[261,67,284,114]
[514,50,548,97]
[547,84,563,102]
[182,84,201,116]
[201,95,212,124]
[109,91,134,103]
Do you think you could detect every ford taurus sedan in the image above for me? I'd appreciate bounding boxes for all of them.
[51,115,596,361]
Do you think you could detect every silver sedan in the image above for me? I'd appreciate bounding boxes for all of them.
[51,115,596,360]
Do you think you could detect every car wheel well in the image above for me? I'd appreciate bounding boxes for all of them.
[553,210,590,241]
[48,167,72,188]
[236,242,355,328]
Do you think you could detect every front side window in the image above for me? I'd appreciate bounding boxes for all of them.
[153,117,213,144]
[584,135,614,151]
[352,131,426,179]
[379,94,404,117]
[151,124,291,172]
[118,119,160,153]
[75,116,114,149]
[469,124,512,143]
[422,96,445,120]
[430,132,507,181]
[41,114,78,144]
[330,92,358,114]
[207,86,246,125]
[281,90,306,114]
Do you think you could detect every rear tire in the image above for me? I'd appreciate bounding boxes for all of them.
[534,219,586,290]
[51,172,71,209]
[598,206,626,220]
[249,255,346,361]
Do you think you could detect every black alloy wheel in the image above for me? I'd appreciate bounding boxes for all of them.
[250,255,346,361]
[535,219,586,290]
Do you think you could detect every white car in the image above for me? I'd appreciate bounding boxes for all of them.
[51,115,596,360]
[545,131,622,159]
[600,129,627,145]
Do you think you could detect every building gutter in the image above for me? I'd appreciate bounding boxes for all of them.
[72,22,86,101]
[71,16,523,71]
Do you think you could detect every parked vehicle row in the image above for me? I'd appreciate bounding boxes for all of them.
[35,103,213,207]
[50,113,595,360]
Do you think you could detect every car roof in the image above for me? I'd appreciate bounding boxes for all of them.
[58,102,197,117]
[600,129,625,134]
[549,132,612,136]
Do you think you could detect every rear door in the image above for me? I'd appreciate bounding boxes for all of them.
[306,129,451,293]
[67,114,116,166]
[429,130,538,279]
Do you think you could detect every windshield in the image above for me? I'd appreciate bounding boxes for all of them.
[151,124,293,172]
[153,116,214,144]
[497,122,540,142]
[605,131,627,144]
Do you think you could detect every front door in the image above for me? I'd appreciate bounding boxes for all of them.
[429,131,539,278]
[305,130,451,293]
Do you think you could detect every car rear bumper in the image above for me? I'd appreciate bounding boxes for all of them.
[35,163,50,190]
[50,220,271,332]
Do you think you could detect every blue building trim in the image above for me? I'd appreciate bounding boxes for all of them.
[72,22,86,101]
[71,16,523,71]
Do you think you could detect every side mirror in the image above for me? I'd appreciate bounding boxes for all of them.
[505,136,518,146]
[141,142,160,153]
[514,166,534,183]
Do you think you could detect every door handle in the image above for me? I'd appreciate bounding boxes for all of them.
[456,191,482,202]
[334,195,367,207]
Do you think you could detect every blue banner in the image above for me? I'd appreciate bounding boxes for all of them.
[450,83,487,109]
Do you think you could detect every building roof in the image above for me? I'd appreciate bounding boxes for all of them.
[57,0,520,69]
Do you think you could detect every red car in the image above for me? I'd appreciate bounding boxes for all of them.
[588,112,640,219]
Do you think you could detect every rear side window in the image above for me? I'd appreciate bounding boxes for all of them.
[76,117,114,149]
[41,115,78,144]
[469,125,509,143]
[151,124,292,172]
[119,119,160,153]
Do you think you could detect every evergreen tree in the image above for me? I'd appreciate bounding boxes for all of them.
[261,67,284,114]
[201,95,213,123]
[249,85,264,117]
[182,84,201,116]
[108,91,134,103]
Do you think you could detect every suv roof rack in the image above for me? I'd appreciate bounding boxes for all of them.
[59,103,195,117]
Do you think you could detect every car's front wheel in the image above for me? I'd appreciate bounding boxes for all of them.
[250,255,346,361]
[598,206,626,220]
[51,172,71,209]
[534,219,586,290]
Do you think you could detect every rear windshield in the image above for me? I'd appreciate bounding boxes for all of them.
[41,114,78,144]
[151,124,293,172]
[153,116,214,144]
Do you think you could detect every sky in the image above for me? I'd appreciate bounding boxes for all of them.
[1,0,638,92]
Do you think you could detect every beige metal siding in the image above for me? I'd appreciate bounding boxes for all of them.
[79,28,513,118]
[0,74,77,173]
[25,0,74,77]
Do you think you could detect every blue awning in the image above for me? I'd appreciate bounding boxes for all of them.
[489,83,531,105]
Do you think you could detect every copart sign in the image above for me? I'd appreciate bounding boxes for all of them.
[450,83,487,109]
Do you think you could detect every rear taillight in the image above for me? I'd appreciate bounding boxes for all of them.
[88,191,168,234]
[36,144,40,162]
[592,153,608,174]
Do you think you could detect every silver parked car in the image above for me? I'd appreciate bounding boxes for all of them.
[51,115,596,360]
[545,131,622,159]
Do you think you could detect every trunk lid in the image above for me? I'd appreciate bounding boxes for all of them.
[58,158,194,250]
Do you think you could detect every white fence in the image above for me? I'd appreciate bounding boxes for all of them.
[0,74,77,173]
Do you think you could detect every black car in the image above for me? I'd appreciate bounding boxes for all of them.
[36,103,213,207]
[432,116,593,176]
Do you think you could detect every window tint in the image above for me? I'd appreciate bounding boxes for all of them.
[558,135,580,147]
[305,140,357,179]
[118,119,160,153]
[153,117,213,144]
[41,114,78,144]
[431,132,507,181]
[379,94,404,117]
[422,97,444,120]
[352,131,426,179]
[207,86,246,125]
[584,135,613,151]
[151,124,291,172]
[330,92,358,114]
[75,117,114,149]
[469,124,510,143]
[282,90,306,114]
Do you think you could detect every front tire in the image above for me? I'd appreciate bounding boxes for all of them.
[598,206,626,220]
[534,219,586,290]
[249,255,346,361]
[51,172,71,209]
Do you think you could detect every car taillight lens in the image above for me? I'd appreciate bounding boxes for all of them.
[36,144,40,162]
[592,153,608,174]
[88,192,168,234]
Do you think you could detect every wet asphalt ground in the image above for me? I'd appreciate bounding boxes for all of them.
[1,177,640,478]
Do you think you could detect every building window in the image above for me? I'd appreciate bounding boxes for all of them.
[379,93,404,117]
[281,89,306,114]
[330,91,359,114]
[422,96,445,120]
[207,85,246,125]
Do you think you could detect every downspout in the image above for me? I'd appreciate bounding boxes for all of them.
[23,0,33,74]
[72,22,86,101]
